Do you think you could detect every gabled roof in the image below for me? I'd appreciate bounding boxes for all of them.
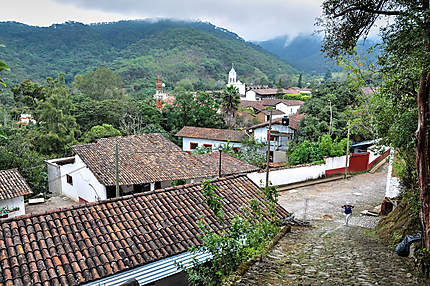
[260,99,305,107]
[248,113,305,130]
[253,88,289,96]
[0,175,289,286]
[240,99,304,113]
[0,169,32,200]
[191,152,260,176]
[71,133,210,186]
[175,126,247,143]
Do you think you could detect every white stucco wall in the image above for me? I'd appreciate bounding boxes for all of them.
[247,164,326,187]
[243,90,257,101]
[182,137,242,152]
[275,103,301,116]
[325,155,348,170]
[60,155,107,202]
[368,146,389,165]
[0,196,25,218]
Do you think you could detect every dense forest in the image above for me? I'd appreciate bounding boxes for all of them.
[0,20,297,99]
[256,34,380,75]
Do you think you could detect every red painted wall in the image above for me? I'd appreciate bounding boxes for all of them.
[348,153,370,173]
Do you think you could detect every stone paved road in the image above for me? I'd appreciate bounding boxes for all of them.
[234,165,428,286]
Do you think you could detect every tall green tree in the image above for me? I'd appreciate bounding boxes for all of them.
[221,85,240,128]
[73,67,125,101]
[297,73,303,88]
[298,82,361,141]
[318,0,430,249]
[34,75,78,155]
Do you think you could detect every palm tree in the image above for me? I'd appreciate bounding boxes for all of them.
[221,85,240,128]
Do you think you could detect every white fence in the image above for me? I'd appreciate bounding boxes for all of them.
[247,162,329,187]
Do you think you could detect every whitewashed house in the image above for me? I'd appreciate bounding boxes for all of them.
[248,113,305,163]
[239,99,304,124]
[46,133,258,203]
[0,168,32,218]
[46,133,215,203]
[176,126,248,152]
[260,99,304,117]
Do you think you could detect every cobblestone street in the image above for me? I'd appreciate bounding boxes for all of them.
[234,166,428,285]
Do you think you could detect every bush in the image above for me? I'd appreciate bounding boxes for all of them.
[282,93,311,101]
[178,180,281,285]
[287,134,347,165]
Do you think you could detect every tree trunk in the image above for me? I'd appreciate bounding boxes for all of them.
[417,70,430,249]
[418,0,430,250]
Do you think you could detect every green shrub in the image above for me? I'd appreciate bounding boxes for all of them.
[282,93,311,101]
[287,134,347,165]
[178,180,281,286]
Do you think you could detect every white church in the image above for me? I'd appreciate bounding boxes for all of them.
[227,65,246,96]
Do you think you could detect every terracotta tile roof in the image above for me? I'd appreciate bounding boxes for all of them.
[252,88,291,96]
[289,113,305,130]
[175,126,247,142]
[248,113,305,130]
[261,109,285,116]
[191,152,260,176]
[0,169,32,200]
[260,99,305,107]
[0,175,289,286]
[240,100,265,111]
[71,133,210,186]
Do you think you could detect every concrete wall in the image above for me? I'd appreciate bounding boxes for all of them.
[47,162,61,195]
[247,149,390,187]
[60,155,107,202]
[0,196,25,218]
[247,164,326,187]
[276,103,301,116]
[243,90,257,101]
[182,137,242,152]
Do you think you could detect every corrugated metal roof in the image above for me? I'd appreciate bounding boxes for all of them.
[83,251,212,286]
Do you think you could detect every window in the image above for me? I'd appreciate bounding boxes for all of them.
[190,142,198,150]
[66,174,73,185]
[203,144,213,149]
[267,130,279,141]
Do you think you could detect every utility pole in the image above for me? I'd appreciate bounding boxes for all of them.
[344,124,350,179]
[265,109,273,190]
[328,99,333,135]
[115,142,120,197]
[218,146,222,177]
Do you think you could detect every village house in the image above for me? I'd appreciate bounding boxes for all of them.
[46,133,258,203]
[0,175,289,286]
[240,98,304,124]
[46,133,211,203]
[176,126,248,152]
[248,113,305,162]
[0,168,32,219]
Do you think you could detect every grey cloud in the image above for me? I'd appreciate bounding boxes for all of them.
[53,0,322,40]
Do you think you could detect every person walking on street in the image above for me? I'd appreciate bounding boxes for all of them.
[342,201,354,226]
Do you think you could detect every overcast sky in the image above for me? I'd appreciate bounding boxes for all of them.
[1,0,322,41]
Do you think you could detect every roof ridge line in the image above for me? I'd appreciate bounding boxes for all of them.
[2,174,248,223]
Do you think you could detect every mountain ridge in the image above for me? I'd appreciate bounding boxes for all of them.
[0,20,297,99]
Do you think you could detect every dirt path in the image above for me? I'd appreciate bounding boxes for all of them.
[234,165,427,285]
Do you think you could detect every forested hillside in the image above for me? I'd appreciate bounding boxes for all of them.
[256,34,379,75]
[0,20,297,99]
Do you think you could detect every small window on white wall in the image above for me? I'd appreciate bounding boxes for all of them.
[66,174,73,185]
